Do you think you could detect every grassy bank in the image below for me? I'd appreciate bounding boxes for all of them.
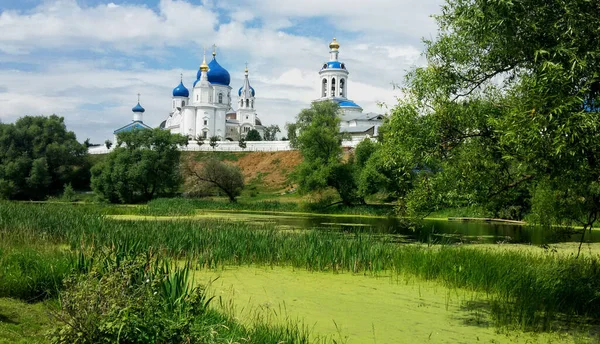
[1,202,600,334]
[136,197,396,217]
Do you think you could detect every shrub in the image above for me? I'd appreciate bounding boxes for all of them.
[61,183,76,202]
[51,256,211,344]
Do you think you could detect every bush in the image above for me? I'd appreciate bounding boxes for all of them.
[51,256,211,344]
[61,183,76,202]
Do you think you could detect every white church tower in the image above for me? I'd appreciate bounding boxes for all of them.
[313,38,384,139]
[317,38,362,115]
[238,65,259,135]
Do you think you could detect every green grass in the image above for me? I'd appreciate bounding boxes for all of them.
[426,206,493,219]
[0,298,55,344]
[136,197,395,217]
[2,202,600,332]
[186,151,249,162]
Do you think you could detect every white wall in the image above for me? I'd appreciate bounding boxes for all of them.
[88,137,373,155]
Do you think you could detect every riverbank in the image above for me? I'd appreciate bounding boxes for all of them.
[2,201,600,342]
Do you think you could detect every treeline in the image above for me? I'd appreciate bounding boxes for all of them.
[288,0,600,244]
[0,115,90,200]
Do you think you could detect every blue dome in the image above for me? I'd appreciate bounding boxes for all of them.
[336,100,361,108]
[207,58,231,86]
[132,102,145,113]
[172,81,189,97]
[238,86,255,97]
[321,61,346,70]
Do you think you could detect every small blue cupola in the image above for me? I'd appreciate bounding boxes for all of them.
[132,102,145,113]
[172,80,189,98]
[238,85,255,97]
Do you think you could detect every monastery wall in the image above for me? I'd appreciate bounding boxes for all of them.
[88,136,371,155]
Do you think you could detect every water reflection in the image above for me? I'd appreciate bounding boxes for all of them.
[233,212,599,245]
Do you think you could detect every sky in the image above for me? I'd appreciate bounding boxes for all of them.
[0,0,443,143]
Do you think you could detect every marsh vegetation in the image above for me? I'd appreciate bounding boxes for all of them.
[1,202,600,342]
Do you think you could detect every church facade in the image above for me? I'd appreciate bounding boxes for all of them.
[160,49,264,141]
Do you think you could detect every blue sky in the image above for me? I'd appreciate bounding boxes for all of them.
[0,0,442,142]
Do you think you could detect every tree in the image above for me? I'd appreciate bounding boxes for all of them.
[290,101,359,205]
[91,129,188,203]
[381,0,600,251]
[245,129,262,141]
[84,138,92,148]
[0,115,88,200]
[263,125,281,141]
[285,123,297,143]
[185,158,244,202]
[195,135,205,148]
[61,183,76,202]
[209,136,219,150]
[238,137,247,150]
[104,140,112,150]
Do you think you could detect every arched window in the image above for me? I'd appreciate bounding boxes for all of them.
[331,78,336,96]
[339,79,345,97]
[218,93,223,103]
[173,100,175,108]
[182,101,185,106]
[251,100,254,108]
[322,79,327,97]
[246,99,249,107]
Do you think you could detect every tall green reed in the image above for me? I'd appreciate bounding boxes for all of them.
[2,201,600,330]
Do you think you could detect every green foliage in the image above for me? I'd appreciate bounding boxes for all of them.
[61,183,76,202]
[238,136,247,149]
[195,135,205,147]
[263,125,281,141]
[51,255,212,344]
[290,101,359,205]
[0,115,89,200]
[4,201,600,331]
[0,241,73,301]
[245,129,262,141]
[381,0,600,226]
[209,135,219,149]
[91,128,188,203]
[104,140,112,150]
[185,158,245,202]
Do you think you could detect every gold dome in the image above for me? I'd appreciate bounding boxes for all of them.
[329,38,340,50]
[200,49,209,72]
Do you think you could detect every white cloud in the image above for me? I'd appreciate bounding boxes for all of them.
[0,0,443,142]
[0,0,217,53]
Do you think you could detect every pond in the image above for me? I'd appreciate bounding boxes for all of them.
[199,211,600,245]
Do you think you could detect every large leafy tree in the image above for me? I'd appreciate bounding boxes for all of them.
[263,125,281,141]
[383,0,600,243]
[0,115,88,200]
[290,101,359,205]
[185,158,245,202]
[245,129,262,141]
[91,129,188,203]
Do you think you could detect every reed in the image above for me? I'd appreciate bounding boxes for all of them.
[139,198,393,216]
[1,201,600,331]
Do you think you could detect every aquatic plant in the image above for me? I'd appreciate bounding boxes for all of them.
[2,201,600,331]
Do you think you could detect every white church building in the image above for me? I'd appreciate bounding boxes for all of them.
[88,38,384,154]
[159,49,264,141]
